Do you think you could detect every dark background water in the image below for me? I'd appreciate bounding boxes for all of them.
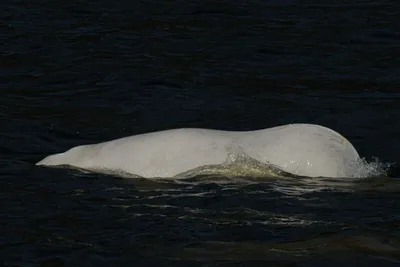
[1,0,400,266]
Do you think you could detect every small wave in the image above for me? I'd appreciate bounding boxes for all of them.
[173,153,301,180]
[173,152,392,181]
[347,157,393,178]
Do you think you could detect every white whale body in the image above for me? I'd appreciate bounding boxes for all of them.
[36,124,361,178]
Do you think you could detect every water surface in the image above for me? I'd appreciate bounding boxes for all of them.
[1,0,400,266]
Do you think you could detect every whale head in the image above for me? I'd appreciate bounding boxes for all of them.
[36,145,91,168]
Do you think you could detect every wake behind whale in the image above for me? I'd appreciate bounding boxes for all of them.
[35,124,383,179]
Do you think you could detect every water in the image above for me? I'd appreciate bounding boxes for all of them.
[1,0,400,266]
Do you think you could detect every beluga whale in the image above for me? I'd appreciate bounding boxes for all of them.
[36,124,362,178]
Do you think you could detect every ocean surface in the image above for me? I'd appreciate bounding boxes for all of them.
[1,0,400,266]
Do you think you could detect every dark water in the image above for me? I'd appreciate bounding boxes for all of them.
[1,0,400,266]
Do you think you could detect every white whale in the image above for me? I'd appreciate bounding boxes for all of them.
[36,124,361,178]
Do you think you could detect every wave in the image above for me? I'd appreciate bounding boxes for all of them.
[69,152,392,181]
[174,152,391,180]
